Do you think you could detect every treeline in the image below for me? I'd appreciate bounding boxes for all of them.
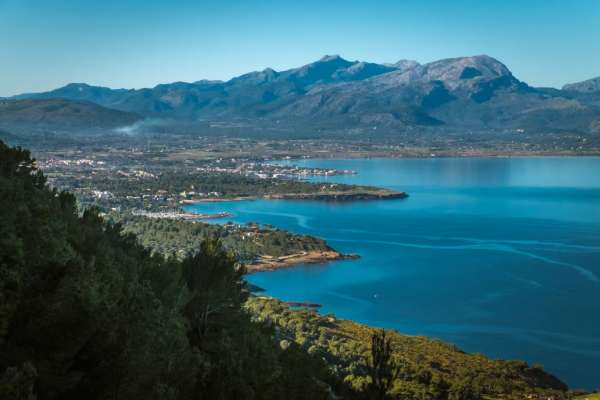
[111,214,332,262]
[0,141,357,400]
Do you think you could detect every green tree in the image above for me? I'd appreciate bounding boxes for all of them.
[366,329,401,400]
[182,238,246,343]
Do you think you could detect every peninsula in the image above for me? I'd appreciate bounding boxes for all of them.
[112,213,354,271]
[245,251,360,273]
[183,188,408,204]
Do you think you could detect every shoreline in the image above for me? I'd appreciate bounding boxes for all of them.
[181,196,255,204]
[131,209,233,220]
[246,296,572,397]
[182,190,408,204]
[264,190,407,201]
[179,196,260,205]
[273,152,600,162]
[244,250,359,273]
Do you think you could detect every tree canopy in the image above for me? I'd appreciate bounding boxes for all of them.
[0,140,352,400]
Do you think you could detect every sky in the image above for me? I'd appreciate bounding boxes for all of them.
[1,0,599,96]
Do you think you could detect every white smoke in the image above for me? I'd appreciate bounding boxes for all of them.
[113,118,172,135]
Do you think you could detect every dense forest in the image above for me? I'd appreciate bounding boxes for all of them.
[0,140,574,399]
[0,141,356,399]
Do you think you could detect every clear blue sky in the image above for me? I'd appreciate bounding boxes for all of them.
[1,0,599,96]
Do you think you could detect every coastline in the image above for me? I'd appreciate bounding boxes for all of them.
[264,189,407,201]
[181,196,256,203]
[245,296,571,398]
[273,152,600,162]
[244,250,359,273]
[131,209,233,220]
[182,189,408,204]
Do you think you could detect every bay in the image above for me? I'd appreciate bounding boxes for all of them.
[184,157,600,389]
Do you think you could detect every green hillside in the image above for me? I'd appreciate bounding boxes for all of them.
[0,140,350,400]
[247,297,570,400]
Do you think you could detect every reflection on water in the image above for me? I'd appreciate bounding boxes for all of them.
[280,156,600,189]
[185,157,600,389]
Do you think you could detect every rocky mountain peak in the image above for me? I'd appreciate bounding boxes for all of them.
[423,55,512,83]
[392,59,420,70]
[318,54,346,63]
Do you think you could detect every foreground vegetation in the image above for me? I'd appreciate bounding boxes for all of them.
[0,141,577,399]
[247,297,569,400]
[0,141,355,399]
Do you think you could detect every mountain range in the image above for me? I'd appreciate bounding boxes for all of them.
[3,55,600,136]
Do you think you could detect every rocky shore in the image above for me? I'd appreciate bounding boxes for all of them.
[245,250,360,273]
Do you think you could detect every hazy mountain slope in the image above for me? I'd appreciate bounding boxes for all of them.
[0,128,23,143]
[562,77,600,111]
[563,76,600,93]
[13,56,400,120]
[0,98,141,134]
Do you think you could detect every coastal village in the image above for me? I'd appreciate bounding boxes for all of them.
[37,149,359,214]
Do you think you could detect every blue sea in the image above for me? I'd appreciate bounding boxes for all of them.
[185,157,600,389]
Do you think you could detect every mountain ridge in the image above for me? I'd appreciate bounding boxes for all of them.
[8,55,600,135]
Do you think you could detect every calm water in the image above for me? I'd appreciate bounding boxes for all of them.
[185,157,600,389]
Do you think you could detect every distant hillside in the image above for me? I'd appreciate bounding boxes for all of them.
[562,77,600,111]
[0,98,141,134]
[563,77,600,93]
[11,55,600,136]
[0,128,22,142]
